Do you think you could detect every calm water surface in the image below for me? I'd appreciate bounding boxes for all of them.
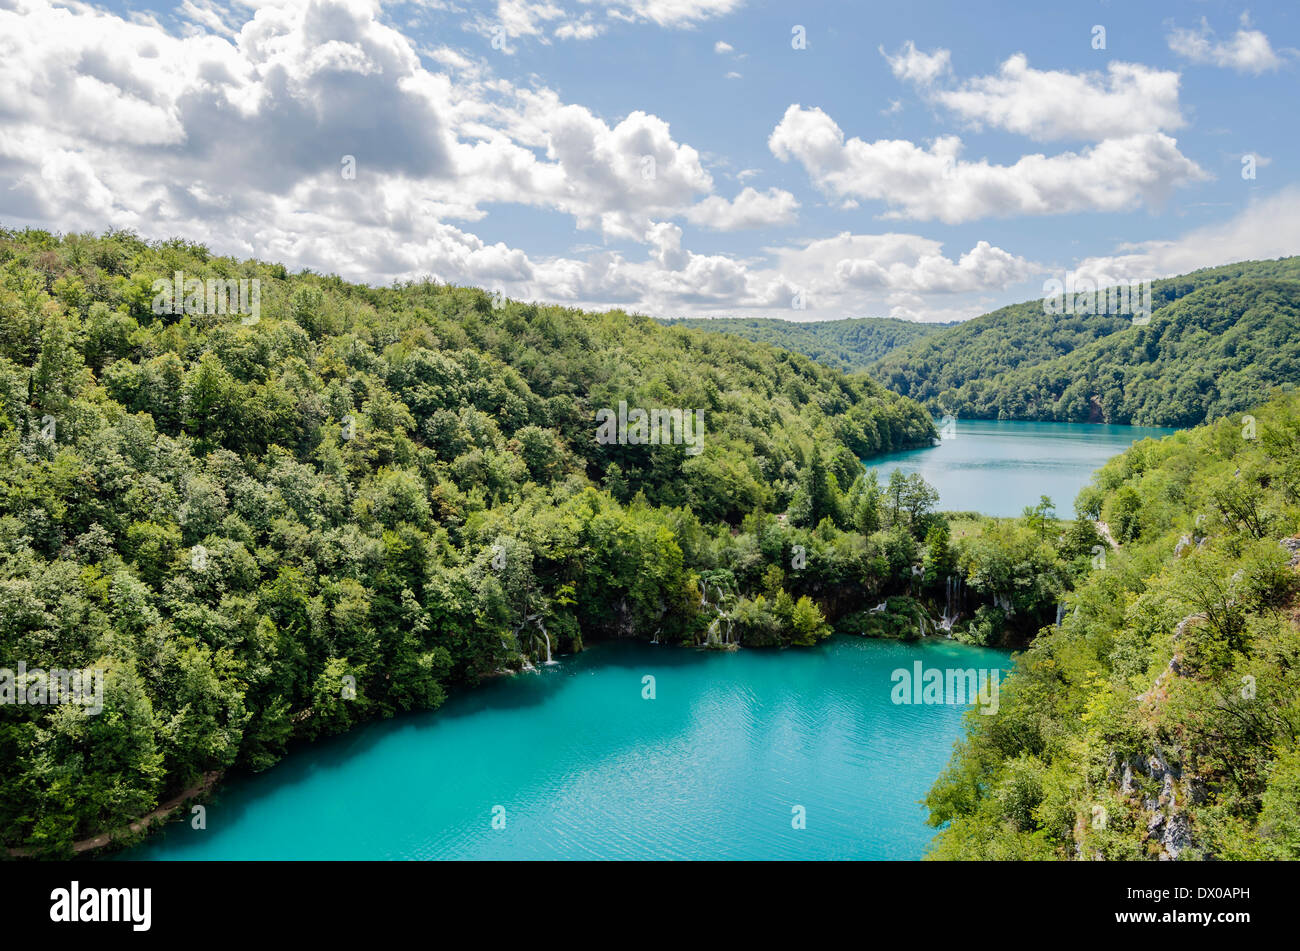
[868,419,1176,517]
[123,637,1008,861]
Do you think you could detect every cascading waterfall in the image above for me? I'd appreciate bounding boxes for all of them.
[700,582,734,647]
[935,574,962,636]
[1055,603,1065,628]
[514,613,557,668]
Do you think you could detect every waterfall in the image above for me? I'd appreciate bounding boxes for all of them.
[699,580,733,647]
[1055,603,1065,628]
[936,574,961,636]
[513,613,556,668]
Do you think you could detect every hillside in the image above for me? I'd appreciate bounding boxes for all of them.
[927,390,1300,859]
[657,316,946,373]
[0,227,947,854]
[872,258,1300,426]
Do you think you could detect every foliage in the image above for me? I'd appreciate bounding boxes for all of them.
[658,316,947,373]
[926,390,1300,859]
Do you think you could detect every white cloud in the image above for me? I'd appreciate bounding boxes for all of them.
[771,232,1033,298]
[685,187,798,230]
[769,105,1208,224]
[881,40,950,85]
[476,0,743,47]
[495,0,565,38]
[598,0,746,29]
[927,53,1185,141]
[0,0,726,248]
[554,20,603,40]
[714,40,733,54]
[1168,15,1284,74]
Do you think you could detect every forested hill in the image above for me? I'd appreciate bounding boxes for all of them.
[657,316,946,372]
[923,278,1300,426]
[0,227,936,854]
[871,257,1300,427]
[928,389,1300,859]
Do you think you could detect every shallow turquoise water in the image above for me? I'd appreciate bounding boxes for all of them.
[122,637,1009,860]
[868,419,1176,517]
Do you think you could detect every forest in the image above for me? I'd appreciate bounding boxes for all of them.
[927,390,1300,859]
[657,315,945,373]
[871,258,1300,427]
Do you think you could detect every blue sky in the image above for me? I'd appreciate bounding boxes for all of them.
[1,0,1297,321]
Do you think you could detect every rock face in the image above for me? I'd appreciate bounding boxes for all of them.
[1109,748,1196,860]
[1281,536,1300,568]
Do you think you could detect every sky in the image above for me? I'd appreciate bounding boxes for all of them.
[1,0,1298,322]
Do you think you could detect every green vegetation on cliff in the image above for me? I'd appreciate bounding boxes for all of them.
[927,391,1300,859]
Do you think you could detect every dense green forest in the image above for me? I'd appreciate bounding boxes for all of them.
[657,316,945,373]
[927,390,1300,858]
[0,227,990,855]
[872,258,1300,427]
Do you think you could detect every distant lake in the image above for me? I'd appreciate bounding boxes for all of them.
[867,419,1176,517]
[120,638,1008,861]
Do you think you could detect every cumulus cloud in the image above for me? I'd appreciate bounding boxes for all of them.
[927,53,1185,141]
[0,0,732,250]
[685,187,798,230]
[771,232,1033,299]
[1168,14,1285,74]
[769,105,1208,224]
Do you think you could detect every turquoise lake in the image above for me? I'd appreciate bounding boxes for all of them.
[868,418,1176,517]
[122,637,1009,860]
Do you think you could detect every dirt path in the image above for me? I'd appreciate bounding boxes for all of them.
[5,770,222,857]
